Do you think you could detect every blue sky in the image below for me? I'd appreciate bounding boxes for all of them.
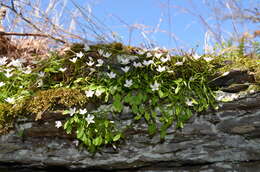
[12,0,259,52]
[76,0,258,51]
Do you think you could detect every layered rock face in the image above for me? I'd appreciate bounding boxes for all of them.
[0,69,260,172]
[0,91,259,172]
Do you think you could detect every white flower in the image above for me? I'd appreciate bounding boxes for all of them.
[5,97,15,104]
[69,57,78,63]
[8,59,23,68]
[186,100,193,106]
[59,67,67,72]
[4,68,13,73]
[22,66,32,74]
[143,60,154,66]
[95,89,103,96]
[175,62,183,66]
[249,90,255,94]
[121,66,130,73]
[84,45,90,51]
[103,52,112,58]
[107,71,116,79]
[96,59,104,67]
[69,107,77,116]
[222,72,229,76]
[150,81,160,91]
[128,55,138,61]
[79,108,87,115]
[0,82,5,87]
[0,56,8,66]
[156,65,166,72]
[4,72,13,78]
[76,51,84,58]
[133,61,143,68]
[73,140,79,146]
[38,71,45,77]
[85,114,95,126]
[88,56,94,61]
[146,52,152,58]
[120,58,130,65]
[85,90,95,97]
[37,79,43,87]
[137,49,145,55]
[55,121,62,128]
[160,55,170,63]
[124,79,133,88]
[193,54,201,60]
[204,57,213,62]
[86,61,95,66]
[98,49,104,55]
[230,94,239,100]
[154,52,162,59]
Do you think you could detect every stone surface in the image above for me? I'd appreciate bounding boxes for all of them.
[0,91,260,171]
[209,70,255,89]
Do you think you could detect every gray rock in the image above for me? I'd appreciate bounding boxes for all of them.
[0,92,260,172]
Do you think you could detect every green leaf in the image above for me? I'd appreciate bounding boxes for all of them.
[93,136,103,146]
[77,125,85,139]
[158,90,168,98]
[151,111,157,119]
[73,115,80,123]
[74,77,84,83]
[83,137,91,146]
[134,92,144,105]
[132,104,139,114]
[113,133,121,142]
[64,120,72,134]
[174,78,183,84]
[104,121,109,128]
[134,114,142,120]
[138,105,145,114]
[175,86,180,94]
[177,121,184,128]
[160,129,167,140]
[151,96,159,106]
[124,93,132,103]
[144,112,150,121]
[148,123,157,135]
[113,94,123,112]
[174,106,179,115]
[62,110,70,115]
[105,92,110,102]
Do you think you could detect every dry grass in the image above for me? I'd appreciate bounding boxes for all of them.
[0,35,58,63]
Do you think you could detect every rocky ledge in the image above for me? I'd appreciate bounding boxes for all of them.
[0,91,259,172]
[0,70,260,172]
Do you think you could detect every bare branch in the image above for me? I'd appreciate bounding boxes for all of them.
[0,2,66,44]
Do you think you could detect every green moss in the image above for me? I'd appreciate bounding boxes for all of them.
[0,100,27,134]
[26,88,88,120]
[0,103,13,134]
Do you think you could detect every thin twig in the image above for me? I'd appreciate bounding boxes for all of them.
[1,2,66,44]
[0,31,65,43]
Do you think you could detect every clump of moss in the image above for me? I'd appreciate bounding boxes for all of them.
[0,100,27,134]
[26,88,88,120]
[0,103,14,134]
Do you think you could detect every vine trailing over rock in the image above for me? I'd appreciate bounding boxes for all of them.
[0,42,259,153]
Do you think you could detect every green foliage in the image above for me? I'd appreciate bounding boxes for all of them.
[63,108,122,152]
[1,41,258,153]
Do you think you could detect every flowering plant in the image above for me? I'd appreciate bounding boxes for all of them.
[0,43,218,152]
